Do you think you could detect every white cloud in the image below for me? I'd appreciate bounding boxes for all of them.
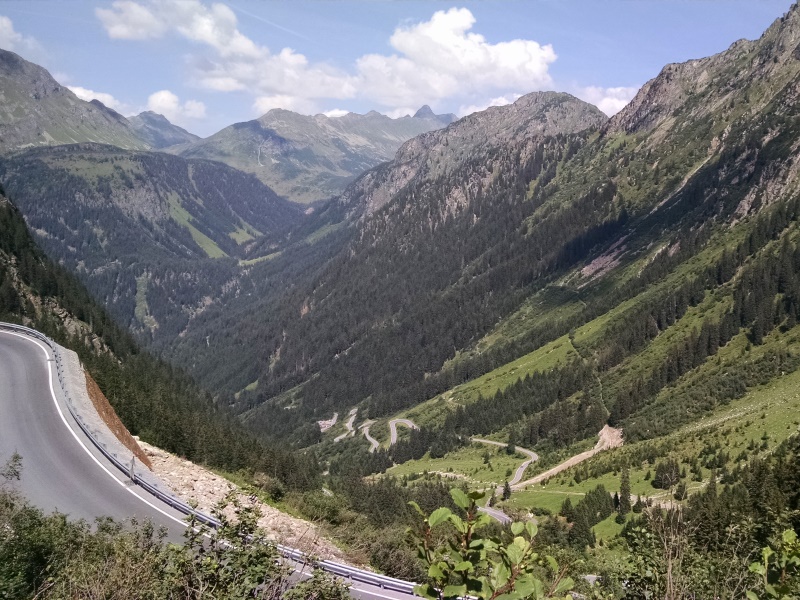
[95,1,557,117]
[147,90,206,124]
[0,15,45,60]
[579,86,639,116]
[322,109,349,118]
[68,85,124,111]
[458,93,522,117]
[96,1,166,40]
[357,8,555,107]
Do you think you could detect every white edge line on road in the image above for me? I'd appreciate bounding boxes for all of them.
[4,331,188,530]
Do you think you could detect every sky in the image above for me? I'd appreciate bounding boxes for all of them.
[0,0,795,137]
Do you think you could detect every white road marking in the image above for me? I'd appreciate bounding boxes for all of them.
[3,331,188,529]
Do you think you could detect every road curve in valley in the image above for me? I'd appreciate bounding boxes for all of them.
[388,419,419,444]
[0,330,188,541]
[471,438,538,486]
[360,422,380,453]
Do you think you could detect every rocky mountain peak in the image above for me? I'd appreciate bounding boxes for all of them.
[413,105,436,119]
[0,49,147,152]
[606,2,800,137]
[129,111,200,149]
[339,90,607,217]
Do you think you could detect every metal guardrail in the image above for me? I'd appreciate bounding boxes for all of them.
[0,322,419,596]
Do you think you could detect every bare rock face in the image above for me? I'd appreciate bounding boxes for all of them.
[0,49,148,152]
[606,2,800,138]
[338,91,607,218]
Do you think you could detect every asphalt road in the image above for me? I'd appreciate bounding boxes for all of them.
[388,418,419,444]
[0,330,420,599]
[0,330,190,541]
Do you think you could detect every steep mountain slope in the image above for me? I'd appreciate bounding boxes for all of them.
[129,111,201,149]
[168,106,456,204]
[338,91,606,217]
[159,92,608,414]
[0,144,303,334]
[0,49,147,152]
[0,194,318,488]
[175,2,800,458]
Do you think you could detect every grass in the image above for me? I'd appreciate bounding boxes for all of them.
[304,222,344,245]
[386,442,530,489]
[167,195,228,259]
[134,273,157,329]
[397,334,579,429]
[504,328,800,515]
[239,252,282,267]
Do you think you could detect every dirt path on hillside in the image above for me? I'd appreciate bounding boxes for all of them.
[512,425,623,490]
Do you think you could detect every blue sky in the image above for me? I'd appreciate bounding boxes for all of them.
[0,0,795,136]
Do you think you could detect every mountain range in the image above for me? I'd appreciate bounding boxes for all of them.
[166,106,456,204]
[3,3,800,459]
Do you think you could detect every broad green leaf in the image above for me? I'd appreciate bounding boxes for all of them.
[505,541,523,565]
[408,501,425,517]
[448,513,466,533]
[428,507,452,527]
[428,563,444,579]
[545,555,558,572]
[525,521,538,538]
[442,584,467,598]
[553,576,574,594]
[745,592,759,600]
[450,488,470,510]
[455,560,474,573]
[511,522,524,536]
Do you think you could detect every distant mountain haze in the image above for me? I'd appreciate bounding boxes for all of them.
[167,106,457,204]
[129,111,201,149]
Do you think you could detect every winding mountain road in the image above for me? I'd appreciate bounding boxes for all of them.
[360,422,380,453]
[0,328,421,599]
[0,330,188,541]
[471,438,539,487]
[388,419,418,444]
[334,408,358,442]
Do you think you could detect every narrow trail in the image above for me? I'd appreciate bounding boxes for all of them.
[333,408,358,442]
[512,425,623,490]
[388,418,418,444]
[470,438,539,486]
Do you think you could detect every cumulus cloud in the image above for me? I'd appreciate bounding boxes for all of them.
[147,90,206,124]
[95,1,557,116]
[579,86,639,116]
[358,8,555,107]
[0,15,45,60]
[68,85,125,111]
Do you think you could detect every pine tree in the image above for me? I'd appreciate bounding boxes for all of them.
[619,467,632,515]
[502,481,511,501]
[568,510,595,550]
